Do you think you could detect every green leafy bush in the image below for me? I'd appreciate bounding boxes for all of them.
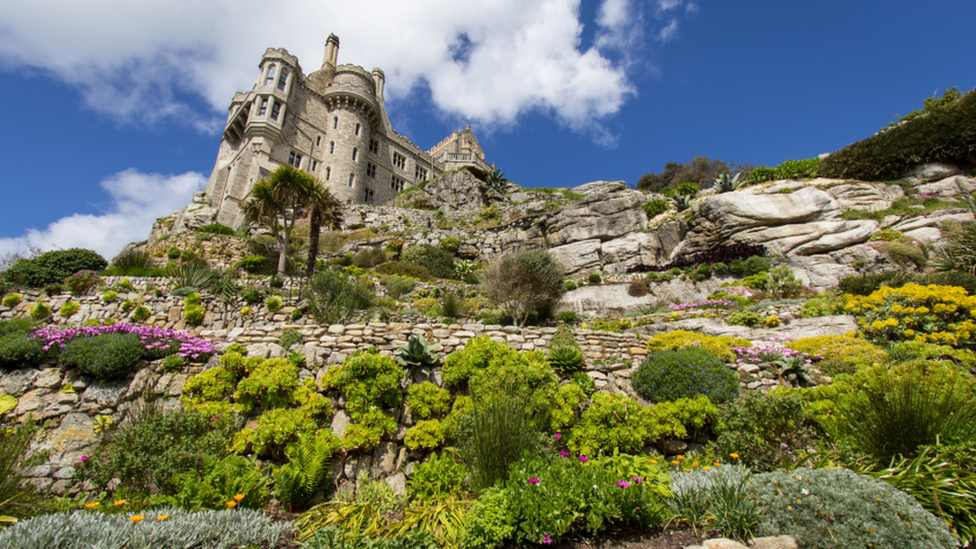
[101,290,118,303]
[322,351,403,420]
[725,311,762,327]
[237,255,270,274]
[60,332,145,380]
[170,454,270,510]
[406,382,451,419]
[786,335,886,375]
[352,247,388,269]
[750,467,955,549]
[279,328,304,351]
[29,299,51,320]
[400,245,455,279]
[482,250,565,326]
[642,198,671,218]
[0,421,40,522]
[374,261,432,281]
[439,237,461,254]
[819,86,976,181]
[404,419,445,451]
[76,404,237,494]
[728,255,771,277]
[308,270,373,325]
[459,395,546,492]
[644,330,749,364]
[3,248,107,288]
[274,430,340,508]
[876,240,928,270]
[407,452,468,505]
[264,295,283,312]
[633,347,739,404]
[62,270,102,295]
[567,392,656,456]
[183,304,205,324]
[0,328,48,367]
[714,390,823,471]
[442,336,557,412]
[197,223,236,235]
[2,293,22,308]
[131,305,152,322]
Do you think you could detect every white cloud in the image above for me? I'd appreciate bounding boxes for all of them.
[0,170,206,261]
[659,19,681,42]
[0,0,660,141]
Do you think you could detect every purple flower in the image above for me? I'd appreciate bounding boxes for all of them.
[554,433,561,440]
[528,478,540,484]
[578,456,589,462]
[542,533,552,545]
[617,480,630,488]
[632,476,643,484]
[560,451,571,457]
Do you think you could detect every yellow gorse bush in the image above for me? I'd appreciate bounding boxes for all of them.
[844,283,976,348]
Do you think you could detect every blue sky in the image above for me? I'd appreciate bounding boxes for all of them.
[1,0,974,261]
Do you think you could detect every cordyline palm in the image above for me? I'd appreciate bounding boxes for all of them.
[305,185,343,276]
[243,165,331,275]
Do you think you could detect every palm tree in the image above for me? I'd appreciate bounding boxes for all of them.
[242,165,321,275]
[305,185,343,276]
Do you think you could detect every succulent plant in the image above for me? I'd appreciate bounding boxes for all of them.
[547,345,585,374]
[395,335,443,371]
[671,194,694,212]
[712,172,744,193]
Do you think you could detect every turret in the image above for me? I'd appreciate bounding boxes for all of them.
[372,68,385,102]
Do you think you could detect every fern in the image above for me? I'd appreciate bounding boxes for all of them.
[274,430,339,508]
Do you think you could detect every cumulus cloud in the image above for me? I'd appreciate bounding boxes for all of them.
[0,0,671,141]
[0,170,206,261]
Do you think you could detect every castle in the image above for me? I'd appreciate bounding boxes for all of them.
[203,34,491,229]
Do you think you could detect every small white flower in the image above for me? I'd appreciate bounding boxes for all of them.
[801,489,810,496]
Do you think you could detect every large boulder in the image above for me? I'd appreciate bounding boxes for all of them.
[903,163,962,184]
[914,175,976,200]
[824,180,904,212]
[544,181,647,247]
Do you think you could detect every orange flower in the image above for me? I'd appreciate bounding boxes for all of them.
[84,502,100,509]
[129,515,144,523]
[156,514,169,521]
[729,453,740,459]
[233,493,245,502]
[113,499,128,506]
[226,500,238,508]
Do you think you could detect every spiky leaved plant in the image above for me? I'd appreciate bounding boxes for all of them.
[274,431,339,509]
[712,172,744,193]
[547,345,585,375]
[671,194,694,212]
[395,335,443,372]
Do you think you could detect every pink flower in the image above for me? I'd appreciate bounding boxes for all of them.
[560,451,570,457]
[578,456,589,462]
[528,478,540,484]
[632,476,643,484]
[617,480,630,488]
[542,533,553,545]
[554,433,561,439]
[80,455,88,462]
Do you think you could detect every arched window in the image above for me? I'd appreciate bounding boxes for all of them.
[348,174,355,187]
[355,123,361,136]
[329,141,335,154]
[277,69,289,91]
[352,148,358,161]
[333,117,338,129]
[265,64,277,87]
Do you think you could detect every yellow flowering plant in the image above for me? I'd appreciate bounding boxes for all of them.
[844,283,976,348]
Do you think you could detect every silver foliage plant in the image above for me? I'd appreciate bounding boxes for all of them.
[0,507,293,549]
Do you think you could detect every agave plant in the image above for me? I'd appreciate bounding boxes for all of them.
[671,194,694,212]
[712,172,744,193]
[547,345,585,374]
[395,335,443,371]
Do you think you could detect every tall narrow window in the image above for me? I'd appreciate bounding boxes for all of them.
[316,136,321,147]
[369,139,379,154]
[415,166,428,181]
[265,65,276,86]
[270,101,281,121]
[364,188,375,203]
[258,98,268,116]
[333,117,338,129]
[366,162,376,178]
[348,174,355,188]
[393,151,406,170]
[312,160,319,171]
[355,123,361,136]
[352,148,358,161]
[277,69,288,91]
[326,167,331,180]
[288,152,302,168]
[329,141,335,154]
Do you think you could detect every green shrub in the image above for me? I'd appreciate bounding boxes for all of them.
[819,86,976,181]
[374,261,432,281]
[876,240,928,270]
[170,454,270,511]
[567,392,656,456]
[322,351,403,421]
[63,270,101,294]
[407,452,468,505]
[725,311,762,327]
[383,276,415,299]
[352,247,388,269]
[786,335,886,373]
[668,465,762,542]
[60,332,145,380]
[3,248,107,288]
[167,246,182,260]
[264,295,283,312]
[750,467,955,549]
[0,421,40,522]
[236,255,269,274]
[279,328,304,351]
[870,229,906,242]
[547,345,584,375]
[0,330,48,367]
[131,305,152,322]
[459,395,546,492]
[714,390,823,472]
[400,244,455,279]
[764,265,804,298]
[587,273,601,285]
[404,419,445,451]
[75,404,237,494]
[99,290,117,303]
[197,223,235,235]
[59,300,80,318]
[308,270,373,325]
[439,237,461,254]
[550,382,586,432]
[406,382,452,419]
[642,198,671,218]
[633,347,739,404]
[564,280,577,292]
[29,299,51,320]
[728,255,771,277]
[482,250,566,326]
[108,250,156,276]
[2,293,22,308]
[843,283,976,347]
[274,430,340,508]
[183,304,205,324]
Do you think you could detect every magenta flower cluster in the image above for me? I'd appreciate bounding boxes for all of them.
[30,322,215,360]
[731,343,820,366]
[668,299,735,311]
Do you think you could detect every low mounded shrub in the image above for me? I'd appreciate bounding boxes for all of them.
[264,296,283,312]
[60,332,145,380]
[59,301,80,318]
[3,248,107,288]
[184,305,205,325]
[632,347,739,404]
[645,330,751,363]
[751,467,956,549]
[374,261,432,281]
[63,270,102,295]
[2,293,23,308]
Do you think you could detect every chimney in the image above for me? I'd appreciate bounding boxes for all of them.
[322,34,340,69]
